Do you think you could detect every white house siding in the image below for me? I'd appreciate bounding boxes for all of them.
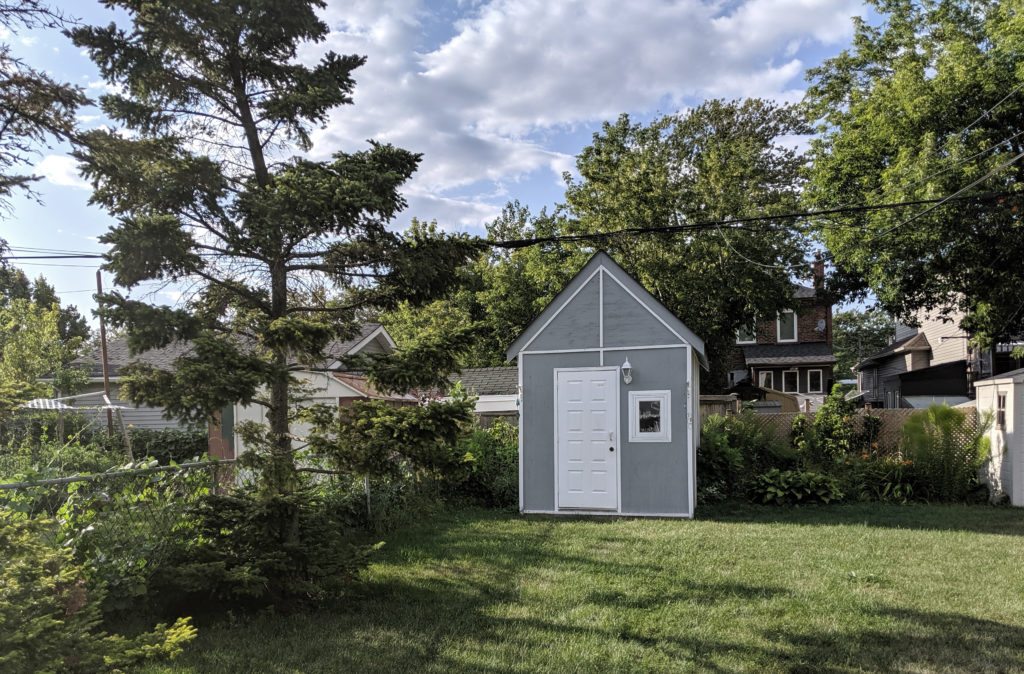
[976,373,1024,506]
[917,311,968,366]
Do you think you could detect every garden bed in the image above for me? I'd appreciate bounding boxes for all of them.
[139,504,1024,673]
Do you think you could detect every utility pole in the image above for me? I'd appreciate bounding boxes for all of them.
[96,270,114,437]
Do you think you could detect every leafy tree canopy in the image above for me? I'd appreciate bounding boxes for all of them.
[831,308,896,376]
[805,0,1024,346]
[70,0,481,494]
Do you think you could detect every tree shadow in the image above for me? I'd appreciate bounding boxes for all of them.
[697,501,1024,536]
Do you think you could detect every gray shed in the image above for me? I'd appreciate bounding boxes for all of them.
[507,251,707,518]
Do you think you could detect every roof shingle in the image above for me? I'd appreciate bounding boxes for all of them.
[742,342,837,366]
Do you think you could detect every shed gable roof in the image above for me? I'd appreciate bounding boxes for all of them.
[506,251,706,367]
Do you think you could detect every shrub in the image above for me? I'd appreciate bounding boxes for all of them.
[841,454,916,503]
[452,420,518,507]
[812,384,856,462]
[127,428,208,464]
[159,487,378,612]
[697,416,745,502]
[698,413,796,502]
[752,468,844,505]
[0,512,195,673]
[901,405,990,502]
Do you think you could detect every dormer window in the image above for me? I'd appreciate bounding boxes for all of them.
[736,318,757,344]
[777,310,797,343]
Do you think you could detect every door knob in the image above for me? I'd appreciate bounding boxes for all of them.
[609,446,615,452]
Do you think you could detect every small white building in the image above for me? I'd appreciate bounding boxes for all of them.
[974,367,1024,506]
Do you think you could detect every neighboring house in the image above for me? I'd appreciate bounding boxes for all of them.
[446,366,519,427]
[507,251,707,519]
[728,261,836,410]
[72,323,400,441]
[854,309,1023,408]
[975,368,1024,506]
[70,339,195,430]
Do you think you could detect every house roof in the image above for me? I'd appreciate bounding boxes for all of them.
[72,323,388,378]
[742,342,837,366]
[972,366,1024,385]
[853,332,931,370]
[449,366,518,396]
[505,251,707,367]
[792,283,817,299]
[332,372,417,402]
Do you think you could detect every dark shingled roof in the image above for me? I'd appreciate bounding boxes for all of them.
[449,366,518,396]
[853,332,931,370]
[72,323,384,378]
[742,342,837,366]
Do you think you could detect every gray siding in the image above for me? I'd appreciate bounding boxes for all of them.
[77,383,187,431]
[526,274,602,352]
[617,347,690,514]
[521,351,600,511]
[602,277,680,347]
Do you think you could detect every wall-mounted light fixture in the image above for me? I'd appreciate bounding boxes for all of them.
[621,358,633,385]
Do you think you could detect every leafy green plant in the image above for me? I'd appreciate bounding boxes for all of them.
[901,405,990,502]
[0,511,195,673]
[812,384,856,462]
[840,454,916,504]
[752,468,844,505]
[452,420,518,508]
[697,415,745,502]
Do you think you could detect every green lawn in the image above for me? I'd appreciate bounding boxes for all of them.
[142,504,1024,673]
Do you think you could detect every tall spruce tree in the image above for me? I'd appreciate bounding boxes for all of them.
[71,1,479,493]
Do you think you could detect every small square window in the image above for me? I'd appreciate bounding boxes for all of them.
[997,393,1007,430]
[782,370,799,393]
[628,390,671,443]
[778,310,797,342]
[758,371,774,389]
[808,370,823,393]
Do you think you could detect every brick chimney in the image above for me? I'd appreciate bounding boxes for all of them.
[813,253,825,291]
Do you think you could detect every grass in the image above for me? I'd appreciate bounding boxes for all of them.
[141,504,1024,673]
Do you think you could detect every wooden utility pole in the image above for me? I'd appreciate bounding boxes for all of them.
[96,271,114,437]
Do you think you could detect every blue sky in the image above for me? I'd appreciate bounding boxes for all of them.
[4,0,870,318]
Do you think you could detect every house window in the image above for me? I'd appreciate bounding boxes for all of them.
[628,390,671,443]
[782,370,799,393]
[997,393,1007,430]
[758,371,773,389]
[736,318,757,344]
[777,310,797,342]
[808,369,823,394]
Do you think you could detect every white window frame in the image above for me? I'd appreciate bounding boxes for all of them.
[628,390,671,443]
[758,370,774,389]
[807,369,823,394]
[782,369,799,394]
[777,309,798,343]
[736,318,757,345]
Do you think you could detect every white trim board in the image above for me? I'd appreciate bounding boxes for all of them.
[521,510,694,519]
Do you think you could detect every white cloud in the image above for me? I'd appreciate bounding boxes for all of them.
[19,36,37,47]
[35,155,90,190]
[305,0,862,229]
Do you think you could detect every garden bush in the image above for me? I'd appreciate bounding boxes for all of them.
[451,420,518,507]
[752,468,844,505]
[126,428,208,464]
[0,511,196,673]
[901,404,990,502]
[697,412,795,503]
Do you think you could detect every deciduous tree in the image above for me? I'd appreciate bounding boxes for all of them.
[805,0,1024,345]
[831,309,896,376]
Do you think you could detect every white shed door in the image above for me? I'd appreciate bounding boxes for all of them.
[556,368,618,510]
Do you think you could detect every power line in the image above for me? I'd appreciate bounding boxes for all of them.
[489,191,1012,249]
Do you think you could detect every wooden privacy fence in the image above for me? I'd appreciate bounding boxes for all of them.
[742,407,980,452]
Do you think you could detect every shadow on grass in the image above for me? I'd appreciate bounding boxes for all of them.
[149,509,1024,673]
[696,501,1024,536]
